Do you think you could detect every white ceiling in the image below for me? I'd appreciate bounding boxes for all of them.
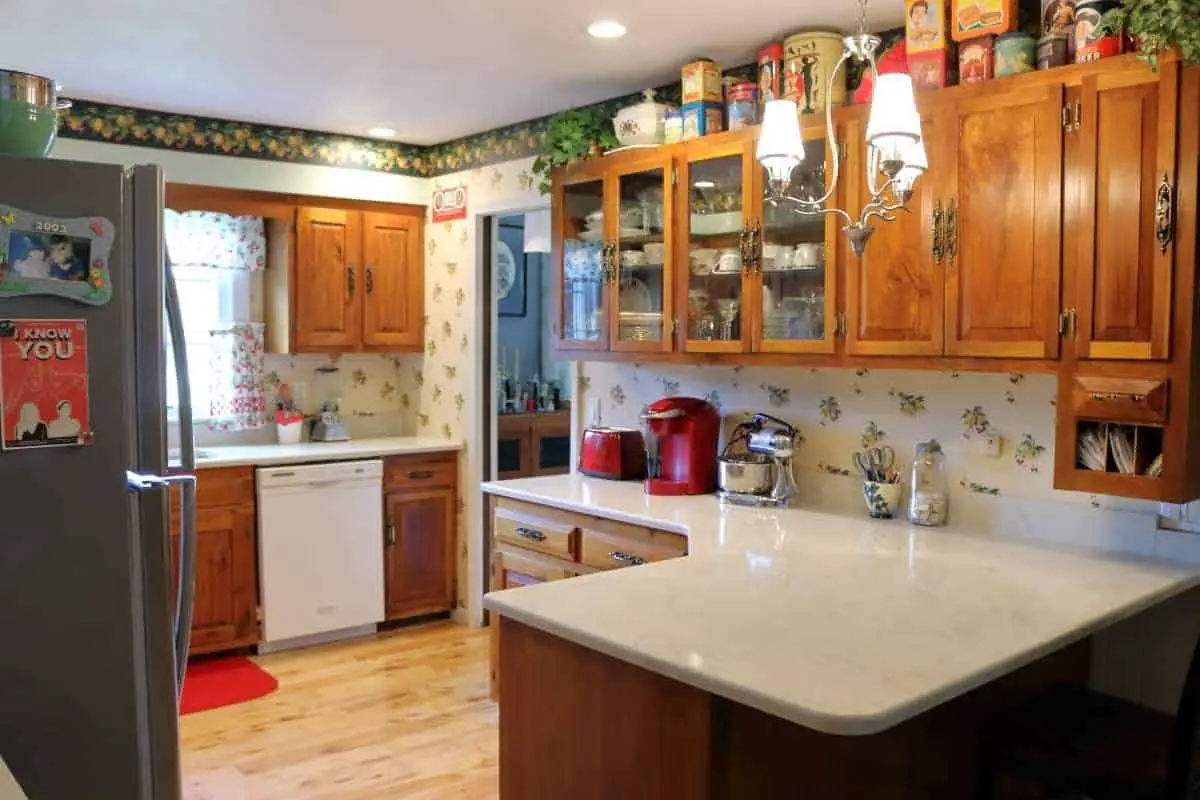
[1,0,901,146]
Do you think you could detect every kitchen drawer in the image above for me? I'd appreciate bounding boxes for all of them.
[1071,377,1168,425]
[384,454,457,491]
[492,547,574,587]
[494,506,577,560]
[579,520,687,571]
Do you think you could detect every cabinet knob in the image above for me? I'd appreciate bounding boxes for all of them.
[515,526,546,542]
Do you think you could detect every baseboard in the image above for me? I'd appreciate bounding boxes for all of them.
[256,622,379,655]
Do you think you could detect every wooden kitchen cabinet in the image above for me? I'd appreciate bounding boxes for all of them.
[168,467,259,656]
[382,453,459,621]
[1070,63,1179,361]
[940,83,1064,360]
[295,207,424,353]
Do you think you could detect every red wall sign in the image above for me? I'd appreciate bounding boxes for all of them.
[431,185,468,222]
[0,319,92,450]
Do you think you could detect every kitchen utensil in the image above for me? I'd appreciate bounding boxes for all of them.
[619,205,645,231]
[863,480,904,519]
[909,440,949,526]
[688,287,710,312]
[620,249,647,268]
[793,242,824,268]
[1111,425,1135,475]
[641,397,721,496]
[719,414,801,507]
[690,248,718,275]
[579,427,648,480]
[618,311,664,342]
[643,242,666,264]
[715,299,740,341]
[854,446,896,482]
[585,209,604,227]
[717,452,776,496]
[690,211,742,236]
[761,244,790,271]
[1147,453,1164,478]
[715,249,743,274]
[693,313,718,341]
[1077,426,1108,471]
[618,278,653,312]
[0,71,72,158]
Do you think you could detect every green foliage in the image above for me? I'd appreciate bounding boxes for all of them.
[1100,0,1200,68]
[531,109,618,195]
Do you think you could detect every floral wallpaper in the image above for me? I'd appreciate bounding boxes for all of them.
[579,362,1161,520]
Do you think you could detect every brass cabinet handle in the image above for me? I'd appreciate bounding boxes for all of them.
[751,221,763,273]
[603,241,617,284]
[944,200,959,262]
[1073,101,1082,133]
[366,265,375,294]
[1088,392,1148,403]
[931,201,944,264]
[386,520,396,546]
[347,264,356,296]
[407,470,434,480]
[1058,310,1069,337]
[609,551,646,566]
[1156,174,1175,254]
[515,526,547,542]
[738,227,749,265]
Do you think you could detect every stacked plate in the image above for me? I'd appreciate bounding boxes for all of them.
[618,311,663,342]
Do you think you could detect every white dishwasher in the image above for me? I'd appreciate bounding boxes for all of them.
[257,459,384,652]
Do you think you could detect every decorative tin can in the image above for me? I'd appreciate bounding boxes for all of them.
[726,83,759,130]
[757,43,784,104]
[951,0,1017,41]
[958,36,994,84]
[906,0,952,54]
[681,101,724,140]
[1041,0,1077,38]
[1036,33,1070,68]
[664,109,684,144]
[911,48,957,91]
[681,58,723,105]
[994,32,1036,75]
[1074,0,1123,63]
[783,30,846,115]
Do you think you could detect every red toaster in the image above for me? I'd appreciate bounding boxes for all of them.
[579,427,646,480]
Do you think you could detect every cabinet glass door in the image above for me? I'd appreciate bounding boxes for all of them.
[681,144,750,353]
[557,177,608,349]
[753,133,839,354]
[610,159,672,352]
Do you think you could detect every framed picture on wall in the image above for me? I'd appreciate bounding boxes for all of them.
[497,239,527,317]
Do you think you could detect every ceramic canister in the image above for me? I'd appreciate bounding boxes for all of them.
[1074,0,1123,63]
[726,83,759,130]
[757,43,784,104]
[994,32,1036,76]
[959,36,995,85]
[782,30,846,115]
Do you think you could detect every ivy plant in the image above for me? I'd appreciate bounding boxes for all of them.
[1101,0,1200,68]
[531,109,618,195]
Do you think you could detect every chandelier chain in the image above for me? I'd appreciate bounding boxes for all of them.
[856,0,869,35]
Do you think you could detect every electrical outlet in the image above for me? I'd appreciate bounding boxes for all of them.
[982,433,1003,458]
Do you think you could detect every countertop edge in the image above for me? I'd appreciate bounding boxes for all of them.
[193,440,462,469]
[486,570,1200,735]
[481,481,690,536]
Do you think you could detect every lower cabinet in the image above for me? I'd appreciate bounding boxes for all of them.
[487,495,687,700]
[169,467,259,656]
[383,453,459,621]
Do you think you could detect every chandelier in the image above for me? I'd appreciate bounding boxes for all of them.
[756,0,926,255]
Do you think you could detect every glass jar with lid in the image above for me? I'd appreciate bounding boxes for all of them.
[909,440,949,527]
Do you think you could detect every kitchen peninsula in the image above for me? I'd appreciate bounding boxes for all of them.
[483,475,1200,798]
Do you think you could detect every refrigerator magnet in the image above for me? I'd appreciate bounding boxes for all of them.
[0,319,93,451]
[0,206,114,306]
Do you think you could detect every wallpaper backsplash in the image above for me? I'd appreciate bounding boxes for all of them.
[579,362,1161,519]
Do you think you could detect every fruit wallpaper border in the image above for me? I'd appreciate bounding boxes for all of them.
[56,28,903,179]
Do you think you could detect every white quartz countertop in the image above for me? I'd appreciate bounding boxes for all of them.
[177,437,460,469]
[482,475,1200,736]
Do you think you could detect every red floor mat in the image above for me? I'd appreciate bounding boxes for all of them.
[180,656,278,715]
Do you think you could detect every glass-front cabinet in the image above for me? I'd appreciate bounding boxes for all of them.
[609,155,673,353]
[751,129,840,354]
[554,174,608,351]
[679,140,753,353]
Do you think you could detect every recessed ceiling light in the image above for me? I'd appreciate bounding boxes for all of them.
[587,20,627,39]
[693,180,716,189]
[367,127,397,139]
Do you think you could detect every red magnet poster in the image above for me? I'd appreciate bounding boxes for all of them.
[0,319,92,450]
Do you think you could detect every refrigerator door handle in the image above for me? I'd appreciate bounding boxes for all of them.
[163,254,198,698]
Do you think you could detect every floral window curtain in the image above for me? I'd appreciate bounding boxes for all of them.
[163,210,266,272]
[164,209,268,431]
[208,323,268,431]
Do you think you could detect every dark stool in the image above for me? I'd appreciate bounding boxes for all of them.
[976,634,1200,800]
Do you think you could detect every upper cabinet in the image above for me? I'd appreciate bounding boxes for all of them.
[940,84,1064,360]
[293,206,425,354]
[1071,62,1179,361]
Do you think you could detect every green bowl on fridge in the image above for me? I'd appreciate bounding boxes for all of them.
[0,99,60,157]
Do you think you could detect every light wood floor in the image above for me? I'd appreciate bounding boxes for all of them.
[181,621,498,799]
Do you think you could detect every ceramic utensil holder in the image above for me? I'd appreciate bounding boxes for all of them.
[862,481,903,519]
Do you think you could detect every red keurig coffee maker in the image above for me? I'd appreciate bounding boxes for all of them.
[640,396,720,496]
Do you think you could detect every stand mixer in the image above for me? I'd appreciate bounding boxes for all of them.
[718,413,799,507]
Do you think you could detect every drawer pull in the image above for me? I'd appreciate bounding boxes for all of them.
[515,526,546,542]
[609,551,646,566]
[407,470,434,479]
[1089,392,1147,403]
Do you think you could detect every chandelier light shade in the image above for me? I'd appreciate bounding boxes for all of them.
[756,100,806,189]
[753,0,930,255]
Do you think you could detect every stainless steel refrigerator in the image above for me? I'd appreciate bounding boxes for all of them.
[0,155,197,799]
